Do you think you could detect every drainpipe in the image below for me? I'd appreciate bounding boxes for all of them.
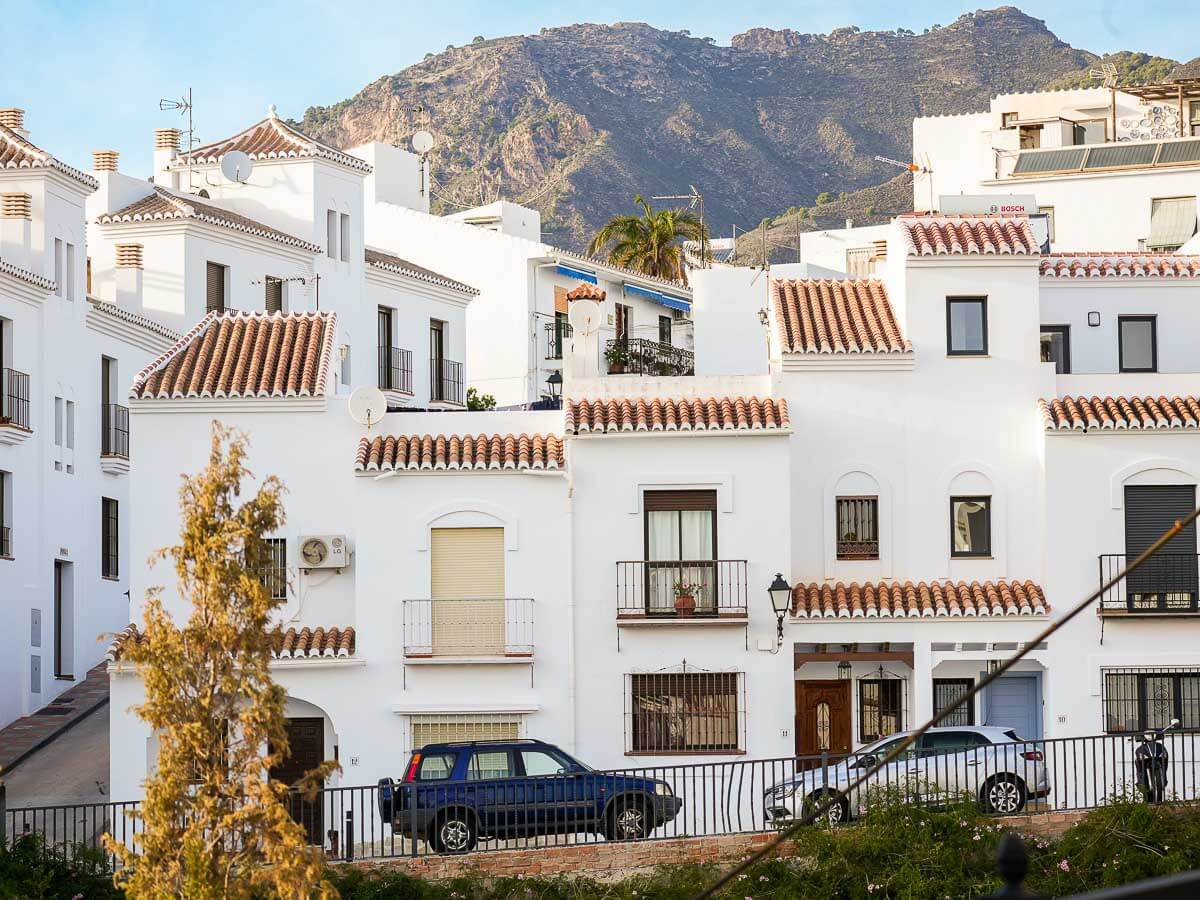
[565,458,577,754]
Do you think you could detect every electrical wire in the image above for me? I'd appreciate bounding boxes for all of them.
[692,506,1200,899]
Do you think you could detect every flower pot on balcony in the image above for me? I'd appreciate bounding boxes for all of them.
[675,594,696,617]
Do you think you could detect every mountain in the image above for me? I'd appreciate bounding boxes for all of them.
[297,7,1163,252]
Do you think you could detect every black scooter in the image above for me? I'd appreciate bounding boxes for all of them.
[1133,717,1180,803]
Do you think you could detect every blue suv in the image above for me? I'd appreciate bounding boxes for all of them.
[377,739,681,853]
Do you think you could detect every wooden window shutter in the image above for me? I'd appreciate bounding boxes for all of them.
[554,285,568,314]
[644,490,717,512]
[206,262,225,313]
[265,277,283,313]
[430,527,505,655]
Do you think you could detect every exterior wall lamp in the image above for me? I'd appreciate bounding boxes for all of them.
[768,573,791,649]
[837,659,852,680]
[1088,311,1101,327]
[545,369,562,402]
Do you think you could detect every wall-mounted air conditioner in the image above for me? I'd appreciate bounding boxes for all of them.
[298,534,348,570]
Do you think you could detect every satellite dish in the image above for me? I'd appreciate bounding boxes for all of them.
[411,130,435,154]
[567,298,600,337]
[348,386,388,429]
[220,150,254,184]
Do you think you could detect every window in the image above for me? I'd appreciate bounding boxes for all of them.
[1103,669,1200,733]
[53,398,75,474]
[265,276,284,313]
[1073,120,1106,145]
[377,306,395,389]
[101,498,119,579]
[644,490,717,614]
[429,527,505,656]
[520,749,570,776]
[430,319,450,402]
[933,679,975,726]
[261,538,286,600]
[552,310,569,360]
[468,750,514,780]
[325,210,338,258]
[0,470,11,558]
[1191,100,1200,137]
[920,730,988,755]
[1018,124,1042,149]
[205,261,227,313]
[859,679,902,743]
[658,314,672,345]
[408,713,522,749]
[627,671,743,754]
[845,247,873,276]
[1000,112,1018,129]
[54,239,64,297]
[1040,325,1070,373]
[836,496,878,560]
[1148,197,1196,251]
[413,753,457,781]
[615,303,631,342]
[339,213,350,263]
[951,496,991,557]
[1118,316,1157,372]
[65,243,76,301]
[947,298,987,355]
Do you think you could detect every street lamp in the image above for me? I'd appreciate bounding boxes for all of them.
[545,370,562,405]
[768,573,791,648]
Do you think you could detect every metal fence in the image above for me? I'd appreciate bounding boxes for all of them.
[1,787,141,867]
[1099,553,1199,612]
[430,357,464,405]
[605,338,695,376]
[402,597,535,658]
[544,321,572,360]
[1,368,30,430]
[101,403,129,458]
[378,346,413,394]
[616,559,749,618]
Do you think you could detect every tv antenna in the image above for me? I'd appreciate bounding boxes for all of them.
[411,130,434,196]
[653,186,707,268]
[875,154,934,213]
[1089,60,1120,89]
[159,88,195,190]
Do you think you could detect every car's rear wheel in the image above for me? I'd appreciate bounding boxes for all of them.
[808,790,850,826]
[606,797,651,841]
[981,775,1026,815]
[430,809,477,854]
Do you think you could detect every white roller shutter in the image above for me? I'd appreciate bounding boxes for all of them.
[430,527,505,655]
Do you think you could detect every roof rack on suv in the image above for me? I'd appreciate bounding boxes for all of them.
[433,738,548,748]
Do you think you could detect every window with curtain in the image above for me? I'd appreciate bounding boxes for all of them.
[644,491,717,614]
[951,496,991,557]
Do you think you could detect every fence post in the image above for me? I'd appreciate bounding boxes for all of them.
[0,781,6,848]
[344,809,353,862]
[984,832,1046,899]
[820,751,829,792]
[409,786,419,858]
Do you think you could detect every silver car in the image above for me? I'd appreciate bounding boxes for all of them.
[764,726,1050,826]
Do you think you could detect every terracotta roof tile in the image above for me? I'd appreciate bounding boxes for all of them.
[364,248,478,295]
[175,112,371,173]
[772,279,910,354]
[1041,395,1200,431]
[566,282,606,301]
[791,580,1049,618]
[0,123,99,191]
[1041,252,1200,278]
[130,311,336,400]
[107,623,355,662]
[355,433,564,472]
[87,297,182,342]
[902,215,1039,256]
[566,396,790,435]
[98,187,322,253]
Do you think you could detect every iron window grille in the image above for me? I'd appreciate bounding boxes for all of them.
[1,471,11,557]
[1102,667,1200,733]
[859,676,905,742]
[1,368,31,430]
[259,538,288,601]
[951,495,992,558]
[836,496,879,559]
[625,667,745,754]
[101,403,129,458]
[101,497,119,579]
[933,678,975,726]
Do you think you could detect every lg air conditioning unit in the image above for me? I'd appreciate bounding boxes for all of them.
[298,534,348,570]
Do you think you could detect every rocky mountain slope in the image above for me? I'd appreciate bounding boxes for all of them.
[297,6,1167,251]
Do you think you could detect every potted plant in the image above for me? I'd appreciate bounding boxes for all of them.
[605,341,630,374]
[673,579,697,616]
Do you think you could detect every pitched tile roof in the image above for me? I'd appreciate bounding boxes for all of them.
[566,396,790,435]
[1041,252,1200,278]
[1040,395,1200,431]
[87,297,182,342]
[0,123,99,191]
[772,278,910,354]
[0,257,55,292]
[566,282,606,301]
[130,311,336,400]
[791,580,1049,618]
[364,248,478,295]
[175,111,371,173]
[355,433,564,473]
[902,215,1039,256]
[107,623,355,662]
[98,187,322,253]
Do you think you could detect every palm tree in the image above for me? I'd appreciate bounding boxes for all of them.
[587,196,707,283]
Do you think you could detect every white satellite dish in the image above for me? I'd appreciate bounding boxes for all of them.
[567,298,600,337]
[348,386,388,429]
[411,130,435,154]
[220,150,254,184]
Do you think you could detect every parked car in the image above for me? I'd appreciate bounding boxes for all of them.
[377,738,682,853]
[764,726,1050,826]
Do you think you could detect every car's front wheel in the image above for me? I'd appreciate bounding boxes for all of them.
[430,809,477,854]
[808,789,850,826]
[981,775,1027,815]
[606,797,651,841]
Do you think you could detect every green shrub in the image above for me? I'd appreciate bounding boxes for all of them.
[0,835,120,899]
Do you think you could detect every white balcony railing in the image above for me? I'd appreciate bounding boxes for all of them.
[403,597,534,659]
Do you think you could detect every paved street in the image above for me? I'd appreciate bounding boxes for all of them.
[2,703,110,809]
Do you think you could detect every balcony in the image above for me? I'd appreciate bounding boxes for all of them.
[403,597,534,661]
[615,559,748,624]
[378,346,413,395]
[605,338,694,377]
[100,403,129,474]
[0,525,11,558]
[430,358,464,405]
[1098,553,1200,615]
[544,321,572,361]
[0,368,31,445]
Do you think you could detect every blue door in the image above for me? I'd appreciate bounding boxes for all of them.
[983,675,1040,739]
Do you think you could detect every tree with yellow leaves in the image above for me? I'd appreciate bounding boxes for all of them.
[106,423,339,898]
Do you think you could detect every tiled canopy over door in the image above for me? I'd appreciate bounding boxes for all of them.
[430,527,505,655]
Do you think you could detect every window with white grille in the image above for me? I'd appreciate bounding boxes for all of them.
[408,713,524,749]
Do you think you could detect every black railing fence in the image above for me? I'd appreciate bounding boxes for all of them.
[1,368,31,430]
[1099,553,1200,612]
[616,559,749,618]
[544,321,572,360]
[605,338,695,376]
[378,346,413,394]
[9,730,1200,863]
[1,788,142,867]
[430,358,464,405]
[101,403,129,458]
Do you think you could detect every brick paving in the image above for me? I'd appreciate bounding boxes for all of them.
[0,663,109,775]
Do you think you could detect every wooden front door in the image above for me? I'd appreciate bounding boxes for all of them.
[794,680,851,764]
[270,717,325,845]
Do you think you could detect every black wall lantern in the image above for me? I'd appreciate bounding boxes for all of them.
[768,573,791,648]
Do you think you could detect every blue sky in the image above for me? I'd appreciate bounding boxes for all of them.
[4,1,1191,175]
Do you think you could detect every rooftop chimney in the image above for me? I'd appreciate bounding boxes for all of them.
[93,150,119,172]
[153,128,180,188]
[0,191,33,271]
[115,243,144,309]
[0,108,27,136]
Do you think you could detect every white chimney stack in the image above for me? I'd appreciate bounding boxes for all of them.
[114,242,144,309]
[93,150,119,173]
[153,128,180,188]
[0,192,32,271]
[0,108,28,137]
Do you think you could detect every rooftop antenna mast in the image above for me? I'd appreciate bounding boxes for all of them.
[1089,61,1120,141]
[652,186,707,268]
[875,154,933,214]
[159,88,194,191]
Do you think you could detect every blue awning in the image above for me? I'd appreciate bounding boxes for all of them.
[556,263,597,284]
[623,282,691,312]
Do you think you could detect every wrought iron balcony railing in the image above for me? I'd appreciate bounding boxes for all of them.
[1,368,31,430]
[604,338,694,377]
[1098,553,1200,613]
[378,346,413,394]
[0,525,11,558]
[430,358,464,405]
[616,559,748,620]
[544,321,573,360]
[101,404,129,459]
[403,597,534,658]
